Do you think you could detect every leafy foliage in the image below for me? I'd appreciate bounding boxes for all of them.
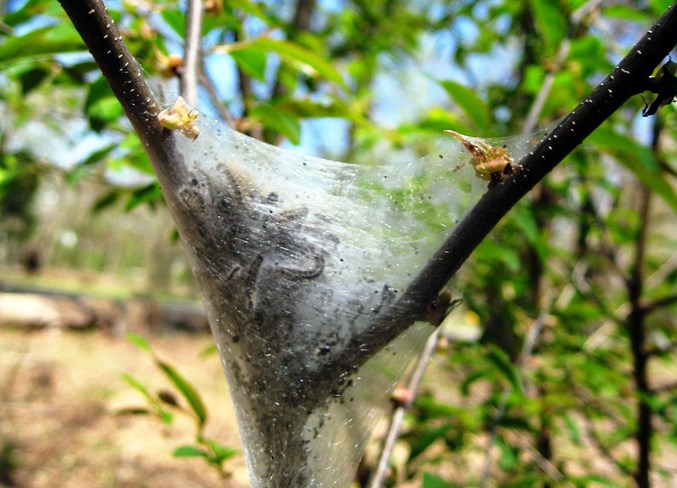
[121,333,237,477]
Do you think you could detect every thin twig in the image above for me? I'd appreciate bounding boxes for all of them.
[181,0,203,107]
[367,328,441,488]
[626,116,659,488]
[57,0,187,194]
[641,293,677,314]
[198,65,236,126]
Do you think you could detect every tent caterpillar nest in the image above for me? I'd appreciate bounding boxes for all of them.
[178,164,328,318]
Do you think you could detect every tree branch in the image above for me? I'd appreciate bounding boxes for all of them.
[57,0,187,193]
[181,0,204,107]
[367,328,441,488]
[334,3,677,373]
[59,0,677,414]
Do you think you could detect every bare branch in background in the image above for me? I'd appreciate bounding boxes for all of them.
[367,328,441,488]
[198,65,236,126]
[181,0,204,107]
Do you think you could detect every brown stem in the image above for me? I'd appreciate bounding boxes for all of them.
[57,0,187,194]
[627,116,661,488]
[367,329,441,488]
[641,293,677,314]
[181,0,203,106]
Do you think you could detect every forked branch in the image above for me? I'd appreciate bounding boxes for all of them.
[58,0,677,373]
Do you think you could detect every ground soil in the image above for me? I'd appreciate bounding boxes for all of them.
[0,327,249,488]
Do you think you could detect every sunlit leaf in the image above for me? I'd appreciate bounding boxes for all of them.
[156,359,208,427]
[527,0,567,52]
[84,77,124,132]
[0,23,85,67]
[487,345,523,395]
[173,445,208,459]
[649,0,674,14]
[251,104,301,144]
[422,473,454,488]
[206,439,238,463]
[439,80,491,130]
[229,46,267,82]
[127,332,152,353]
[3,0,59,27]
[217,38,346,89]
[588,127,677,215]
[161,8,186,37]
[603,5,652,23]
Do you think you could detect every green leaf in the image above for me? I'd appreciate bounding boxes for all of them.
[569,36,612,77]
[125,183,163,211]
[224,38,346,89]
[92,190,121,212]
[84,77,124,132]
[439,80,490,129]
[251,104,301,144]
[3,0,59,28]
[77,144,117,168]
[88,97,124,132]
[477,239,521,272]
[121,373,152,400]
[486,345,523,395]
[417,107,463,133]
[496,436,519,471]
[527,0,566,53]
[16,65,51,94]
[522,65,545,95]
[460,369,489,397]
[649,0,674,15]
[414,395,462,420]
[198,344,219,359]
[602,5,652,23]
[173,445,208,459]
[408,424,454,460]
[422,473,454,488]
[563,415,582,445]
[127,332,152,353]
[161,8,186,37]
[588,127,677,215]
[0,23,85,68]
[156,360,208,427]
[570,474,617,486]
[229,46,268,82]
[205,439,238,463]
[121,372,173,425]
